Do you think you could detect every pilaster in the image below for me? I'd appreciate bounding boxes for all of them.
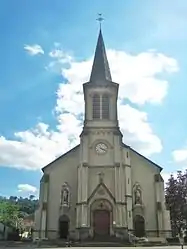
[123,147,133,230]
[154,174,164,234]
[76,136,89,228]
[40,174,49,238]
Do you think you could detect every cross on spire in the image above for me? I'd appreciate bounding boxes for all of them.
[96,13,104,29]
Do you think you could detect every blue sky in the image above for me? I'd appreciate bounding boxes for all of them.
[1,0,187,197]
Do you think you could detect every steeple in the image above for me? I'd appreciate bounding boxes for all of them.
[89,29,112,83]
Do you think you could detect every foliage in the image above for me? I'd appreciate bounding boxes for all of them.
[0,195,39,229]
[165,170,187,236]
[0,201,19,228]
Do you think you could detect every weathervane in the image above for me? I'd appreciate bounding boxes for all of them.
[96,13,104,29]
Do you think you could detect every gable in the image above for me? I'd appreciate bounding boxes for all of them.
[42,144,80,172]
[88,182,115,203]
[123,143,162,171]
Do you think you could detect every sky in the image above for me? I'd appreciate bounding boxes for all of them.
[1,0,187,198]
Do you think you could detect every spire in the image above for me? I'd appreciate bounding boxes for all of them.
[89,29,112,83]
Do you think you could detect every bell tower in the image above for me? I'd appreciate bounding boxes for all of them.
[76,26,126,237]
[82,29,121,134]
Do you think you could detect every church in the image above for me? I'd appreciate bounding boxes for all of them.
[34,28,171,241]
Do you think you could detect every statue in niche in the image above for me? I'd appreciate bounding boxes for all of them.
[60,182,70,206]
[134,186,142,205]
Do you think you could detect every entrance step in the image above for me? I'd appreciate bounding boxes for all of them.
[72,241,131,247]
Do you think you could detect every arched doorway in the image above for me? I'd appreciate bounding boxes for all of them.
[91,199,112,239]
[59,215,69,239]
[134,215,145,237]
[93,210,110,237]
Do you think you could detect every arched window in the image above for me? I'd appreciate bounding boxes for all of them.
[102,94,109,119]
[92,94,110,120]
[93,94,101,119]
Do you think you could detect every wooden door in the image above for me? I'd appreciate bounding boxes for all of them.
[93,210,110,236]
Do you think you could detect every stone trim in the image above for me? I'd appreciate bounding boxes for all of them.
[114,162,120,167]
[82,163,89,167]
[76,201,87,205]
[122,163,131,168]
[45,177,50,237]
[157,201,162,210]
[116,201,126,205]
[155,174,164,182]
[88,165,116,168]
[42,202,47,210]
[88,182,115,203]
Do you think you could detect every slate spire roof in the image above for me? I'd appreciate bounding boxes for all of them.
[89,29,112,83]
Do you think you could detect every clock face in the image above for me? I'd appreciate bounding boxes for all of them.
[95,143,108,154]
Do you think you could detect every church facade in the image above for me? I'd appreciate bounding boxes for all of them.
[34,30,171,241]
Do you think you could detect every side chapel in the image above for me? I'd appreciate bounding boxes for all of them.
[34,28,171,241]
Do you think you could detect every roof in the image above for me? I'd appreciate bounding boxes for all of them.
[89,29,112,83]
[42,143,162,172]
[122,143,163,171]
[42,145,80,172]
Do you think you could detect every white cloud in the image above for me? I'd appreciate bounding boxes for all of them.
[61,49,178,105]
[0,48,178,170]
[17,184,38,193]
[172,147,187,171]
[161,171,178,185]
[24,44,44,55]
[118,104,162,155]
[173,148,187,163]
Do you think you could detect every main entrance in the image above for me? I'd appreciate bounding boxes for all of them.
[93,210,110,237]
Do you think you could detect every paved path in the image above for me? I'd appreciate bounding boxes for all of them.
[33,247,184,249]
[1,246,186,249]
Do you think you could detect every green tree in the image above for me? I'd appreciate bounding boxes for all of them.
[165,171,187,236]
[0,201,20,239]
[0,201,19,227]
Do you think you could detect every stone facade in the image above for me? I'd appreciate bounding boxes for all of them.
[34,30,171,241]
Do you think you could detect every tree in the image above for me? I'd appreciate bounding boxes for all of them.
[165,171,187,236]
[0,201,20,239]
[0,201,19,227]
[29,195,35,201]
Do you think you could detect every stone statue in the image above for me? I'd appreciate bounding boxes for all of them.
[60,183,69,205]
[135,187,141,205]
[63,188,69,203]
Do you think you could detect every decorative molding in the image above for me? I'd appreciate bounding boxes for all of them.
[42,202,47,210]
[122,163,131,168]
[76,201,87,205]
[88,182,115,203]
[113,129,123,136]
[154,174,164,183]
[157,201,162,211]
[88,165,115,168]
[116,201,126,205]
[82,163,89,167]
[90,198,113,211]
[97,188,105,195]
[114,162,120,167]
